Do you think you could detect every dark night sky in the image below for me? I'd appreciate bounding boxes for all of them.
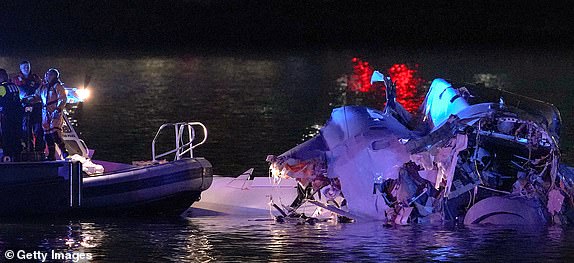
[1,1,573,54]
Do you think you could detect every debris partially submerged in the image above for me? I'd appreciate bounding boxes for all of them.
[268,71,574,225]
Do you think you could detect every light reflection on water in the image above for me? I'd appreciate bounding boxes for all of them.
[1,50,572,175]
[0,216,574,261]
[4,217,573,262]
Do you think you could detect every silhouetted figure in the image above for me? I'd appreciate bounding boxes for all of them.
[0,68,23,161]
[14,60,45,153]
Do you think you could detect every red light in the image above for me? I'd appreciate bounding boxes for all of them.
[348,58,424,113]
[388,63,423,112]
[349,58,374,93]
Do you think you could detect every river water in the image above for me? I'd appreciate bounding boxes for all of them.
[0,48,573,261]
[1,216,574,262]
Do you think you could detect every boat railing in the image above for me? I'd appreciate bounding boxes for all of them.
[151,122,208,162]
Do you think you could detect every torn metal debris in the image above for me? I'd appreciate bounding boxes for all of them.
[267,71,572,226]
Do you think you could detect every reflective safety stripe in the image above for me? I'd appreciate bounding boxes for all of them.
[0,84,19,97]
[8,85,18,93]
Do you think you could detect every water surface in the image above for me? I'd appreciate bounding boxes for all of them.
[2,49,572,175]
[1,216,574,262]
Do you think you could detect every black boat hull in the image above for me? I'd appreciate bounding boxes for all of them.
[0,158,213,217]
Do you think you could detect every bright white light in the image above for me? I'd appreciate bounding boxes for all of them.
[76,88,91,101]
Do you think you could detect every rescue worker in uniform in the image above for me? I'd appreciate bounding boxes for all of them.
[0,68,23,161]
[13,61,45,153]
[36,68,68,160]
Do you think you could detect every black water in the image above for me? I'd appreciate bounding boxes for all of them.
[1,217,574,262]
[1,48,573,261]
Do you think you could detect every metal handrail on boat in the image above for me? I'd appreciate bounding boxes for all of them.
[151,122,208,162]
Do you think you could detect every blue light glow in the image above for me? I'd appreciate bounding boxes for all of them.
[424,78,469,128]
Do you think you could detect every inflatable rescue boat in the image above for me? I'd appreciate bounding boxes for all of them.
[0,113,213,216]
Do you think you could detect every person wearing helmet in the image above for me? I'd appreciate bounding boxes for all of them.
[0,68,24,161]
[36,68,68,160]
[13,60,45,153]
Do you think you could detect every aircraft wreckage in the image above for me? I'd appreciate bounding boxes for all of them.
[267,70,574,225]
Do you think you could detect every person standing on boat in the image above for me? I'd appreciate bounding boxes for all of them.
[0,68,24,161]
[36,68,68,160]
[13,60,45,153]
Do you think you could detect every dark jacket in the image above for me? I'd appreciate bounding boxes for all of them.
[0,81,23,118]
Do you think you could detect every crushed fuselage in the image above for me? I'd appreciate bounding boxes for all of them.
[268,75,572,225]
